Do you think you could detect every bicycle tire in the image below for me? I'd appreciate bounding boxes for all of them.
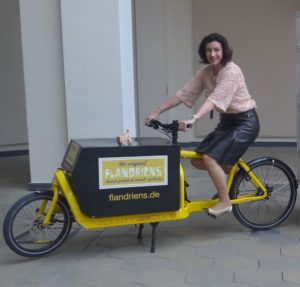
[230,157,297,230]
[3,191,72,257]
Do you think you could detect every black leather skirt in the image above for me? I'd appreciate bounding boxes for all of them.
[195,109,260,165]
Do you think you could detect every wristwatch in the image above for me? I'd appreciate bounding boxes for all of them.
[191,114,199,121]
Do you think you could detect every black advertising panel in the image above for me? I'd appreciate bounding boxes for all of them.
[61,138,180,217]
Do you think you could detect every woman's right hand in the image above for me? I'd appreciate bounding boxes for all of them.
[179,119,196,131]
[145,110,160,126]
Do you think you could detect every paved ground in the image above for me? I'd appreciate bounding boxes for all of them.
[0,147,300,287]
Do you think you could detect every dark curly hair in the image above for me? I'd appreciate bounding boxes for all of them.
[198,33,233,65]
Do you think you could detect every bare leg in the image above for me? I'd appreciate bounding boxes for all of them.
[192,156,232,216]
[202,154,231,205]
[191,158,206,170]
[220,164,232,175]
[191,158,232,174]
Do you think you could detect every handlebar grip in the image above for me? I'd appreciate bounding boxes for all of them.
[146,119,160,129]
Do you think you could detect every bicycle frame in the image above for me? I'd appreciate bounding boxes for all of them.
[4,117,297,257]
[42,148,268,229]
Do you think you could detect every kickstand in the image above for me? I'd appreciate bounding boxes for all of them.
[184,180,190,202]
[137,224,144,239]
[150,222,159,253]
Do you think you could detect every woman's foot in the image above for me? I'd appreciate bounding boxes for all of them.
[206,202,232,217]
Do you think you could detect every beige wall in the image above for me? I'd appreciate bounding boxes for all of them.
[193,0,300,139]
[0,0,27,147]
[135,0,194,142]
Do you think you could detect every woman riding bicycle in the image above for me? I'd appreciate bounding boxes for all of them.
[145,33,260,217]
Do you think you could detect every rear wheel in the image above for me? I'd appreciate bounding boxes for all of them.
[3,191,72,257]
[230,158,297,230]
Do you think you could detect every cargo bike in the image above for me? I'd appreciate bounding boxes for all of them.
[3,120,298,257]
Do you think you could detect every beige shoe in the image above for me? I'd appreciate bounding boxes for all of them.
[206,203,232,218]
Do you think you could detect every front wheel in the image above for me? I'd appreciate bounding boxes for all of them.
[230,158,297,230]
[3,191,72,257]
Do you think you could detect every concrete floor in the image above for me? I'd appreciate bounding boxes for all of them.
[0,147,300,287]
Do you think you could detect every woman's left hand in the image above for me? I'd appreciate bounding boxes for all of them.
[179,119,196,131]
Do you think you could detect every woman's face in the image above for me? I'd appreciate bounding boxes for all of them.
[205,41,223,67]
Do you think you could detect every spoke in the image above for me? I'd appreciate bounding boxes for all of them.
[235,163,293,227]
[10,197,69,251]
[14,229,32,241]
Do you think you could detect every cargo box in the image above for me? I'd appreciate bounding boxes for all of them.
[61,138,180,217]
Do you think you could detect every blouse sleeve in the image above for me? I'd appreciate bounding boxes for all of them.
[175,69,205,108]
[206,65,239,112]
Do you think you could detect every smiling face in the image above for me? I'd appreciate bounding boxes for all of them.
[205,41,223,68]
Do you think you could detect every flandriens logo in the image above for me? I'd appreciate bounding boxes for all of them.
[99,156,168,189]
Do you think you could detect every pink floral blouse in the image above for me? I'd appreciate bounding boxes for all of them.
[176,62,256,113]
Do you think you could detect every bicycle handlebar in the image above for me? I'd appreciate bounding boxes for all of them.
[146,119,192,144]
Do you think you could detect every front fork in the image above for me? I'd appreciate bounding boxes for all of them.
[40,180,60,226]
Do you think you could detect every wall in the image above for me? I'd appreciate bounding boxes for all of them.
[19,0,68,183]
[17,0,300,184]
[135,0,169,137]
[135,0,300,141]
[135,0,194,142]
[61,0,135,140]
[296,13,300,180]
[20,0,135,184]
[0,0,27,147]
[193,0,300,139]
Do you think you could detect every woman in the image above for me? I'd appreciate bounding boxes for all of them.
[145,33,260,217]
